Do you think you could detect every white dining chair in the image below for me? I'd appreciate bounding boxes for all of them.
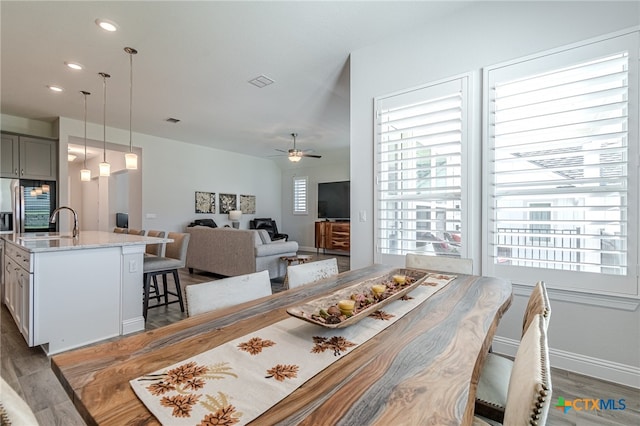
[286,258,339,289]
[473,314,552,426]
[186,270,272,317]
[475,281,551,422]
[405,253,473,275]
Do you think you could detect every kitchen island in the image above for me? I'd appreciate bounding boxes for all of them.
[2,231,168,355]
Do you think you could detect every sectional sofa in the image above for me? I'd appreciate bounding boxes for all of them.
[185,226,298,278]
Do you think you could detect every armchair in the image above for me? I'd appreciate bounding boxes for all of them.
[250,218,288,241]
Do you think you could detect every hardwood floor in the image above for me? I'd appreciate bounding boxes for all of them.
[1,252,638,425]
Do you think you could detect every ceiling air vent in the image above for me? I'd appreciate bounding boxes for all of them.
[165,117,181,123]
[248,75,275,88]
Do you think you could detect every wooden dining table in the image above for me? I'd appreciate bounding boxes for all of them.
[51,264,512,425]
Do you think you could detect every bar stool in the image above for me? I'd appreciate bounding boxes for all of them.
[142,232,190,318]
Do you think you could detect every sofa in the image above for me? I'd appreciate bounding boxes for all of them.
[185,226,298,279]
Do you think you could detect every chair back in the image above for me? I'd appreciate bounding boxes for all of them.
[186,270,272,317]
[113,227,127,234]
[522,280,551,337]
[287,258,339,289]
[165,232,190,267]
[503,314,552,425]
[145,230,166,256]
[127,229,146,236]
[405,253,473,275]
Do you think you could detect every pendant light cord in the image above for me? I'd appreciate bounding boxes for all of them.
[129,51,133,152]
[81,91,90,168]
[99,72,110,163]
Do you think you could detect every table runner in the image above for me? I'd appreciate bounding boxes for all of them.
[130,273,456,425]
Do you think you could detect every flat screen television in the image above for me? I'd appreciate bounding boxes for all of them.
[318,181,350,220]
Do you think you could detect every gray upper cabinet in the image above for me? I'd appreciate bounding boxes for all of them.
[1,133,20,178]
[1,133,57,180]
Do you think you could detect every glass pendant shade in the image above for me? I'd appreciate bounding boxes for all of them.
[80,169,91,181]
[125,152,138,170]
[99,161,111,176]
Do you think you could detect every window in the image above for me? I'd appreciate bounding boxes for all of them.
[375,76,470,263]
[293,176,308,215]
[484,31,639,296]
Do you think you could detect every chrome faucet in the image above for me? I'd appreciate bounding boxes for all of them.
[50,206,79,238]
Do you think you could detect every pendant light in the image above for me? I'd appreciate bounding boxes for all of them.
[80,90,91,181]
[98,72,111,176]
[124,47,138,170]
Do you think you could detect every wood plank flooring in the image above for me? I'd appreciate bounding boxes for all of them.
[1,252,638,425]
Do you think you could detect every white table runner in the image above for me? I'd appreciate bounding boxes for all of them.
[130,274,456,425]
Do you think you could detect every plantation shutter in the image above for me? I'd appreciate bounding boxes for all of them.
[293,176,308,215]
[485,30,639,295]
[375,77,468,259]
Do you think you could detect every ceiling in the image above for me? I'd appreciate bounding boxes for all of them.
[1,1,473,163]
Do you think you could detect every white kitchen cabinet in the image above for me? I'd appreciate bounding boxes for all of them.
[1,231,167,355]
[3,242,33,345]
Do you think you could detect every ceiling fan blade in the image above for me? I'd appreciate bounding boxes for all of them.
[302,154,322,158]
[275,149,288,153]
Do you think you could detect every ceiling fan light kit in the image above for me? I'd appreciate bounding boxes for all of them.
[284,133,322,162]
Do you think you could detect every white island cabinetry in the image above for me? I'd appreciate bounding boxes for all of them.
[2,231,167,355]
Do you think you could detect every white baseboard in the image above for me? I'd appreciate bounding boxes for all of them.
[122,317,145,335]
[492,336,640,389]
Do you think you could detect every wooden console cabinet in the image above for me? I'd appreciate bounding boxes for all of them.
[315,221,350,253]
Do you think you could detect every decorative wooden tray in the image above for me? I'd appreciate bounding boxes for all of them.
[286,268,431,329]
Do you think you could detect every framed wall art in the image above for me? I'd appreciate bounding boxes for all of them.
[240,194,256,214]
[219,193,237,214]
[195,191,215,213]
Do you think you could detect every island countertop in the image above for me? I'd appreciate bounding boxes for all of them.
[2,231,169,253]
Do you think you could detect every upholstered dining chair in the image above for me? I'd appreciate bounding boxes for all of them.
[405,253,473,275]
[286,258,339,289]
[142,232,190,318]
[473,314,552,426]
[475,281,551,422]
[185,270,272,317]
[127,229,146,236]
[1,377,38,426]
[145,230,166,257]
[113,227,127,233]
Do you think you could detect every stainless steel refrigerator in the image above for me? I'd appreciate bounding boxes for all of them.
[0,178,57,234]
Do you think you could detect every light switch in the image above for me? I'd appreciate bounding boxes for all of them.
[146,213,157,219]
[129,259,138,273]
[359,210,367,222]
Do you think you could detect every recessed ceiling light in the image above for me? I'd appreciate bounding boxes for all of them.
[47,85,63,92]
[65,61,84,70]
[95,18,118,32]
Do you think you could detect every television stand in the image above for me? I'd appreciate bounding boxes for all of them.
[315,221,350,253]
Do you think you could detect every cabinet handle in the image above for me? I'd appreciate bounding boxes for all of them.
[14,168,18,175]
[21,169,24,175]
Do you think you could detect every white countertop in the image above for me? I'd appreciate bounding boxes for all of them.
[2,231,171,253]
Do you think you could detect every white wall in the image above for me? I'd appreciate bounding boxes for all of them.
[54,117,283,233]
[350,1,640,386]
[280,148,349,250]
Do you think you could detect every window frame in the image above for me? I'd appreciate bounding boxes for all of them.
[292,176,309,215]
[482,28,639,298]
[373,73,476,267]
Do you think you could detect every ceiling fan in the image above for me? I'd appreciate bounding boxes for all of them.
[276,133,322,162]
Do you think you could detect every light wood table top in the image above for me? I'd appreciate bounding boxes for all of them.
[51,264,512,425]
